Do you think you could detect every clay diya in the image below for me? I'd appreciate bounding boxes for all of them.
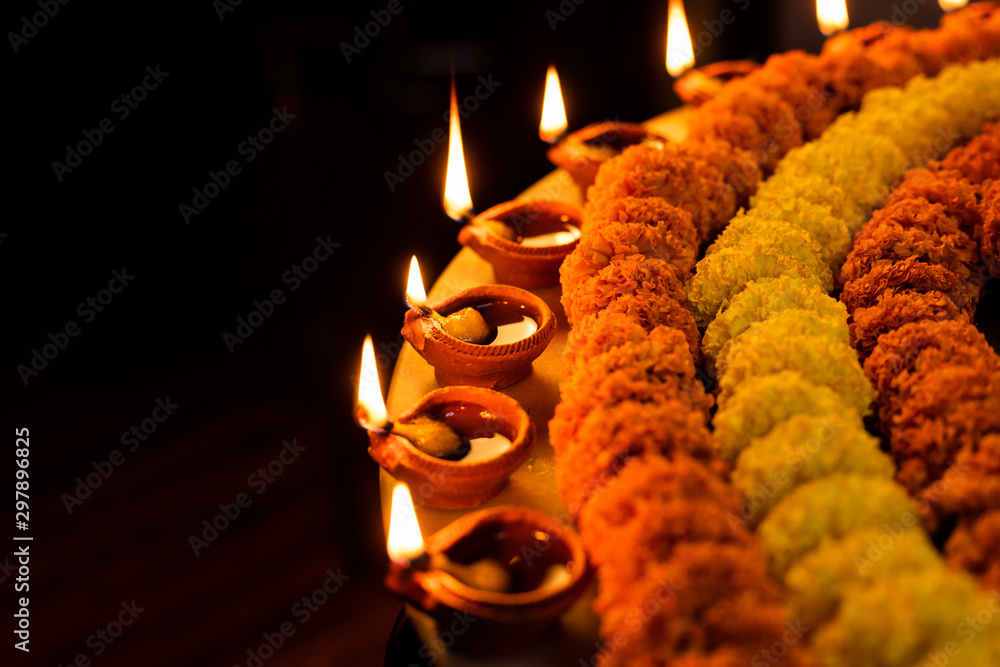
[673,59,760,107]
[385,490,593,656]
[457,199,583,288]
[401,258,556,389]
[546,120,666,190]
[361,384,536,509]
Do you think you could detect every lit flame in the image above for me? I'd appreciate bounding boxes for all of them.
[938,0,967,9]
[387,483,425,564]
[539,65,568,143]
[443,79,473,221]
[666,0,694,77]
[357,335,388,430]
[816,0,849,36]
[405,255,427,309]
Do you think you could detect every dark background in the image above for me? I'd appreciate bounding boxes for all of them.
[2,1,950,665]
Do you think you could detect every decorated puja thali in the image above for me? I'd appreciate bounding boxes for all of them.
[357,2,1000,665]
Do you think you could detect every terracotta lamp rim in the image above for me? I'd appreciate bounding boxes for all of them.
[422,506,590,607]
[466,199,583,257]
[389,386,534,473]
[413,285,556,358]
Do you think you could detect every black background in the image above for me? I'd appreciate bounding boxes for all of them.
[2,1,952,665]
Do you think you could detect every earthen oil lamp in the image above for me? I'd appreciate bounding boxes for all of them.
[539,65,665,192]
[400,257,556,389]
[673,60,760,107]
[458,199,583,288]
[440,74,582,288]
[384,484,592,656]
[356,336,535,508]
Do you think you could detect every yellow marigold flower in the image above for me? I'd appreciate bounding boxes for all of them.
[703,275,847,363]
[812,566,999,667]
[732,412,892,526]
[758,474,916,578]
[740,200,853,269]
[785,526,941,629]
[841,87,953,162]
[752,172,867,232]
[686,224,832,325]
[775,129,908,214]
[715,308,849,380]
[713,370,854,465]
[904,59,1000,139]
[717,334,875,416]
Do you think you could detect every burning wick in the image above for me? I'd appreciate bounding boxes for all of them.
[816,0,849,36]
[357,335,467,458]
[539,65,568,144]
[387,484,511,591]
[405,256,495,345]
[444,77,474,223]
[666,0,695,78]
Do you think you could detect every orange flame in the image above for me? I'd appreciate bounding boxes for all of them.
[666,0,694,77]
[405,255,427,310]
[938,0,967,9]
[357,335,388,430]
[817,0,849,36]
[387,483,425,564]
[443,79,473,221]
[539,65,568,143]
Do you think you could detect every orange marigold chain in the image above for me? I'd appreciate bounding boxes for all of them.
[839,122,1000,592]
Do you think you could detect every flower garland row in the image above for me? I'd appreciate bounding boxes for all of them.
[686,58,1000,667]
[841,120,1000,594]
[548,5,1000,665]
